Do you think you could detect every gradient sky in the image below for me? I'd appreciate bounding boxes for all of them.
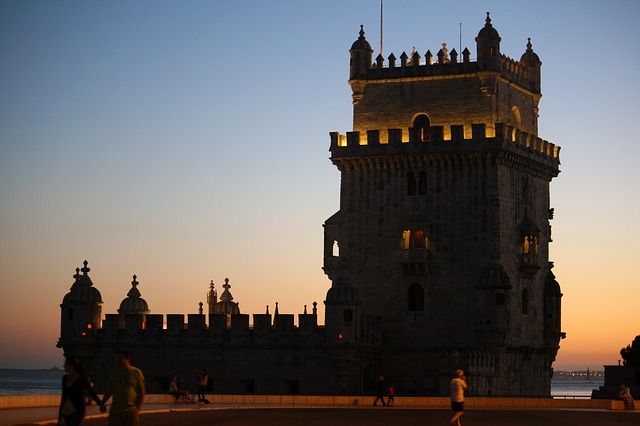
[0,0,638,370]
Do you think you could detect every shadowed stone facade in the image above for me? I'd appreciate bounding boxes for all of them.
[58,14,564,397]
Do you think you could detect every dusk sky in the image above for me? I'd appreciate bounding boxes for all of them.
[1,0,638,370]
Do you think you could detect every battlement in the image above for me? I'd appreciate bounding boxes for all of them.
[93,312,326,345]
[330,122,560,167]
[355,48,536,93]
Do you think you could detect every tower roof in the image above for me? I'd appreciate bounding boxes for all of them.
[214,277,240,315]
[476,12,501,41]
[62,260,103,304]
[520,38,541,66]
[118,274,149,315]
[350,25,372,51]
[325,279,359,305]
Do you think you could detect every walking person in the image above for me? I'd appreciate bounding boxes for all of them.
[449,369,468,426]
[100,349,145,426]
[386,383,396,406]
[372,375,387,407]
[58,356,105,426]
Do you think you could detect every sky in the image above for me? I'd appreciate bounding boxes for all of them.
[0,0,638,370]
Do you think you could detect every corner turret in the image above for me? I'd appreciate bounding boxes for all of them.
[476,12,501,69]
[324,277,359,346]
[58,260,103,345]
[520,38,542,93]
[349,25,373,80]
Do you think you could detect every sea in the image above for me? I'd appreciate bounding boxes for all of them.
[0,369,604,398]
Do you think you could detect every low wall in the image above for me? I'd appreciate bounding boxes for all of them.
[0,394,626,410]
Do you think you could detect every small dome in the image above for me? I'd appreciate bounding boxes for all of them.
[476,12,501,41]
[520,38,541,66]
[212,277,240,315]
[478,264,511,289]
[118,275,149,315]
[62,262,103,305]
[326,280,359,305]
[351,25,372,51]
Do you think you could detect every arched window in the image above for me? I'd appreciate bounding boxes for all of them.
[522,288,529,315]
[343,309,353,323]
[418,172,427,195]
[413,230,426,249]
[407,172,417,195]
[412,114,431,141]
[408,284,425,311]
[332,240,340,257]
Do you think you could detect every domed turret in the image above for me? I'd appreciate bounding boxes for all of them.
[324,278,360,345]
[118,275,149,315]
[349,25,373,80]
[59,260,103,344]
[475,12,501,68]
[520,38,542,93]
[213,277,240,315]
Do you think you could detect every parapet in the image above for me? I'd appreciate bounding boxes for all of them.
[92,310,325,346]
[355,48,538,93]
[329,122,560,170]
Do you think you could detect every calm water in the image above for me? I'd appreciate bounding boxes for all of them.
[0,369,64,395]
[0,369,604,397]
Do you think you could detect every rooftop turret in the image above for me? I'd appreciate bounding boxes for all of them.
[118,274,149,315]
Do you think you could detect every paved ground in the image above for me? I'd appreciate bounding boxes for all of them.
[10,407,637,426]
[3,405,639,426]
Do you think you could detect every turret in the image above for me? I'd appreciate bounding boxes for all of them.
[207,280,218,314]
[324,277,359,345]
[117,274,150,326]
[520,38,542,93]
[475,12,501,69]
[349,25,373,80]
[59,260,103,344]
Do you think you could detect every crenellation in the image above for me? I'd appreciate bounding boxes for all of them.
[125,314,144,333]
[330,123,559,164]
[145,314,163,332]
[187,314,206,331]
[166,314,184,334]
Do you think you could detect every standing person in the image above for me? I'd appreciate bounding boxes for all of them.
[101,349,145,426]
[449,369,468,426]
[372,375,387,407]
[619,384,636,410]
[58,356,105,426]
[196,369,209,404]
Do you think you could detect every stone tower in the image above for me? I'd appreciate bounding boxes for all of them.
[324,13,564,396]
[58,261,102,356]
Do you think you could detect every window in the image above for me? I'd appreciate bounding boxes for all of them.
[344,309,353,323]
[418,172,427,195]
[520,233,539,266]
[401,230,411,250]
[407,172,417,195]
[68,308,74,321]
[522,288,529,315]
[413,230,426,249]
[412,114,431,141]
[332,240,340,257]
[408,284,425,311]
[495,293,505,306]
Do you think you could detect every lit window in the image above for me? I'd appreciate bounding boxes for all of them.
[87,323,92,329]
[414,230,426,249]
[401,230,411,250]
